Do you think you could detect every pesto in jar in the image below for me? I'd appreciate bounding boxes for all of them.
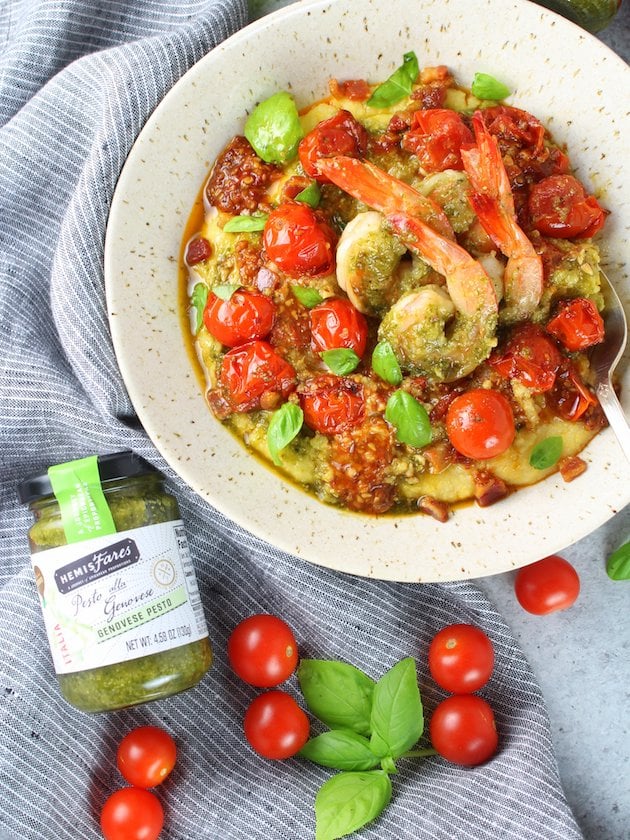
[18,452,212,713]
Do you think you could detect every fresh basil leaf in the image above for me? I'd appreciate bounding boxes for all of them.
[606,541,630,580]
[291,285,324,308]
[191,283,209,334]
[372,340,402,385]
[300,730,381,771]
[367,51,419,108]
[321,348,360,375]
[244,91,303,163]
[212,283,240,301]
[315,771,392,840]
[267,402,304,466]
[295,181,322,208]
[471,72,511,101]
[298,660,375,736]
[223,214,268,233]
[384,390,432,448]
[369,657,423,760]
[530,436,563,470]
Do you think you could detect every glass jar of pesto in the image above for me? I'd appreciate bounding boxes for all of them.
[17,451,212,713]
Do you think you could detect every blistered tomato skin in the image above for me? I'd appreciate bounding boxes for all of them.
[309,297,369,357]
[203,290,276,347]
[263,203,336,278]
[219,340,297,412]
[514,555,580,615]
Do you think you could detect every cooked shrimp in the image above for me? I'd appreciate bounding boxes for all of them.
[317,156,454,239]
[335,211,435,316]
[378,212,498,382]
[461,112,543,320]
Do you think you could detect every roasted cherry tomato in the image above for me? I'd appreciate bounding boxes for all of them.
[514,555,580,615]
[203,290,276,347]
[219,339,296,412]
[309,297,368,357]
[528,174,606,239]
[100,787,164,840]
[263,203,336,277]
[445,389,515,460]
[402,108,473,172]
[430,695,498,767]
[548,361,597,422]
[116,726,177,789]
[243,690,310,760]
[545,297,605,351]
[428,624,494,694]
[228,614,298,688]
[489,324,562,393]
[299,374,365,435]
[185,235,212,265]
[298,110,368,182]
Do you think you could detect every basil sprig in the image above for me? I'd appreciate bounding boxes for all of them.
[529,436,563,470]
[372,340,402,385]
[367,51,419,108]
[190,283,208,333]
[244,91,303,163]
[298,657,428,839]
[606,541,630,581]
[291,285,324,308]
[385,390,432,448]
[471,72,510,101]
[267,402,304,466]
[223,214,268,233]
[321,348,360,375]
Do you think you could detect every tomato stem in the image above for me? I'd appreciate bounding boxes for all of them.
[401,747,438,759]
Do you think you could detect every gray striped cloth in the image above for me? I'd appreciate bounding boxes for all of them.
[0,2,583,838]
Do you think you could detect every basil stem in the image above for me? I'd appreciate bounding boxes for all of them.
[291,285,324,308]
[367,51,419,108]
[471,72,510,101]
[267,402,304,466]
[190,283,208,333]
[223,214,268,232]
[244,91,303,163]
[384,390,431,448]
[321,348,360,375]
[606,541,630,581]
[529,436,563,470]
[372,340,402,385]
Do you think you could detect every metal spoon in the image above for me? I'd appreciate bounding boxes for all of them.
[589,269,630,462]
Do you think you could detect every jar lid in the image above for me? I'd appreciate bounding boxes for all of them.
[17,451,159,504]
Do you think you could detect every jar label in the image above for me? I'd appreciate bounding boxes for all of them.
[31,520,208,675]
[47,456,117,543]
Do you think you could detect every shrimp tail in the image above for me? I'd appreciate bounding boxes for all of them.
[317,156,454,239]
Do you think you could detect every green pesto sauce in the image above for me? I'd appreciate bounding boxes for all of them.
[29,475,212,713]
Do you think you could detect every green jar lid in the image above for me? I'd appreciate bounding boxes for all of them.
[17,451,158,504]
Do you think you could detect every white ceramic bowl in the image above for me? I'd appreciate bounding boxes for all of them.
[105,0,630,582]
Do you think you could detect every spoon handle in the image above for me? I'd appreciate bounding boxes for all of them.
[597,376,630,463]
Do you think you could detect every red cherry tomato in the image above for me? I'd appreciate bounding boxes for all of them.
[299,374,365,435]
[478,104,546,154]
[219,339,296,412]
[100,788,164,840]
[430,695,498,767]
[545,297,605,351]
[263,203,336,278]
[116,727,177,789]
[489,324,562,393]
[402,109,473,172]
[203,290,276,348]
[309,297,368,357]
[227,614,298,687]
[428,624,494,694]
[298,110,368,182]
[243,691,310,759]
[548,361,597,421]
[445,389,515,460]
[529,174,606,239]
[514,555,580,615]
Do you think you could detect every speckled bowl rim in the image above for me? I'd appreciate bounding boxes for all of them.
[105,0,630,582]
